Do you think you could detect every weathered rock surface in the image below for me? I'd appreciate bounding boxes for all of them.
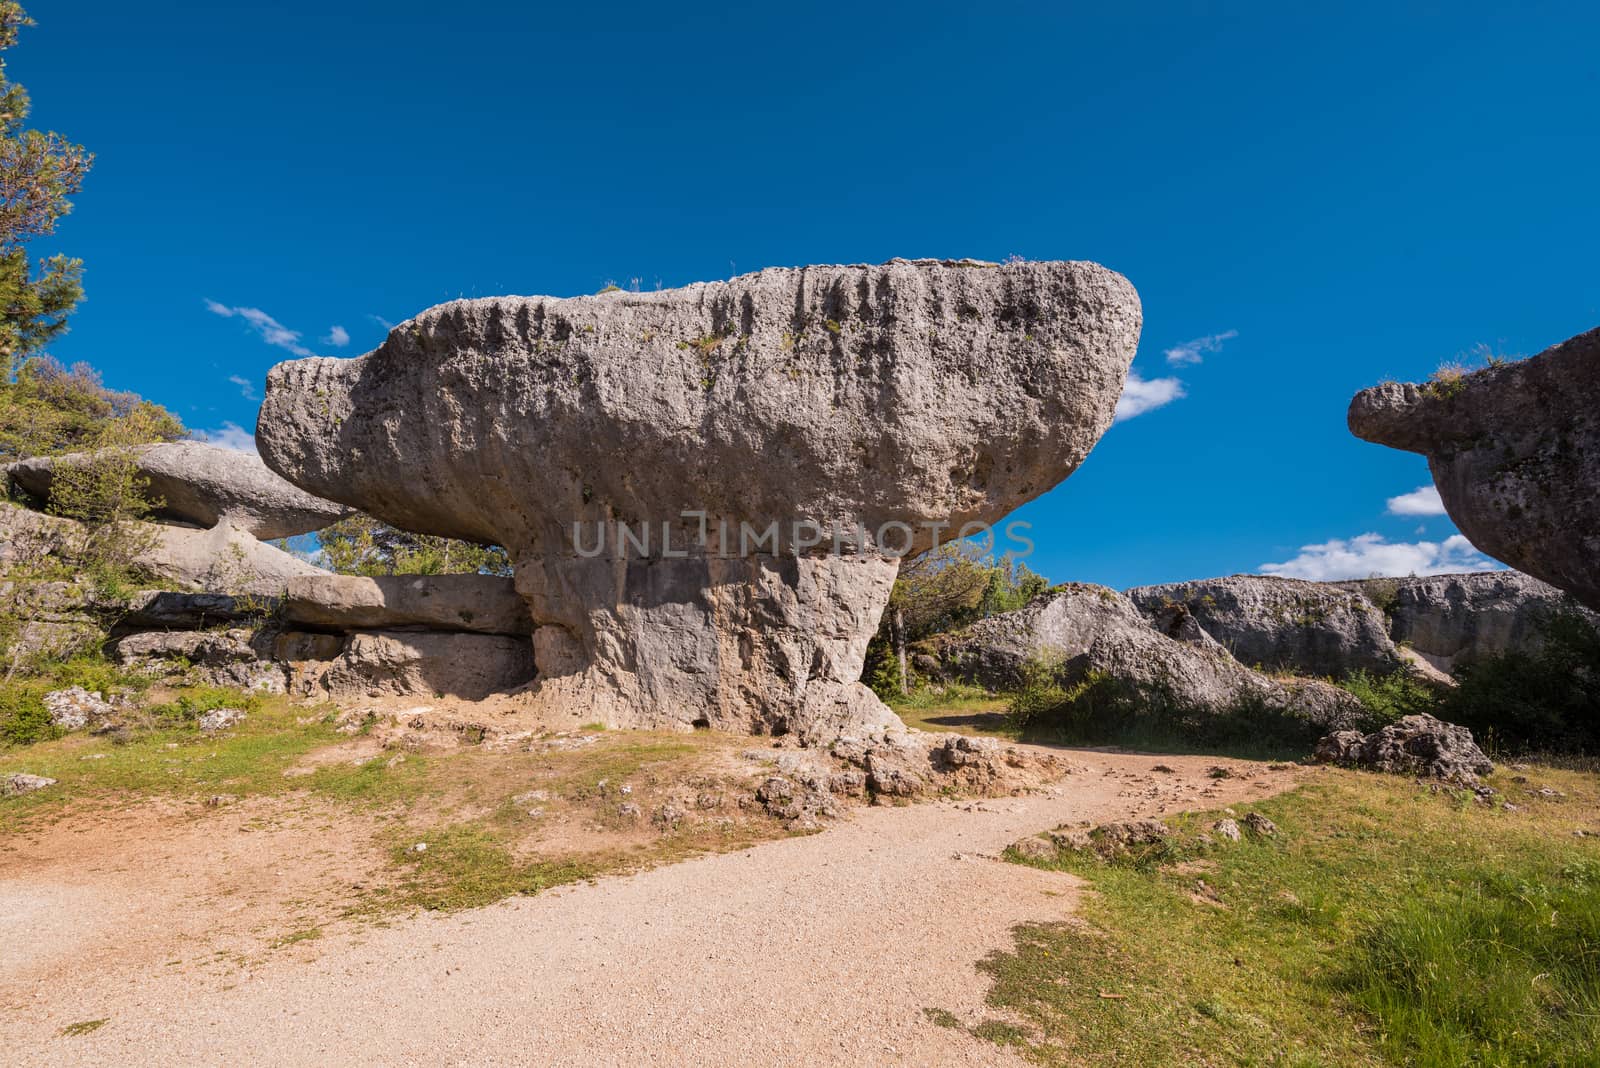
[0,502,323,596]
[1313,713,1494,784]
[1343,571,1599,673]
[1127,574,1402,678]
[258,259,1142,740]
[43,687,116,731]
[3,772,56,797]
[927,584,1367,730]
[317,631,535,701]
[283,573,531,636]
[1349,326,1600,611]
[6,441,352,539]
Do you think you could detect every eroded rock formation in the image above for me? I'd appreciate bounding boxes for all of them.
[257,259,1142,740]
[924,583,1366,730]
[1127,575,1402,678]
[7,441,352,539]
[1348,326,1600,611]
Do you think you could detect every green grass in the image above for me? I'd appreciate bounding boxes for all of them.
[888,683,1020,739]
[948,766,1600,1066]
[58,1018,109,1037]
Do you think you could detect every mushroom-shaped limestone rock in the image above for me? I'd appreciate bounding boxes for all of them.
[257,259,1142,741]
[6,440,353,539]
[1349,325,1600,612]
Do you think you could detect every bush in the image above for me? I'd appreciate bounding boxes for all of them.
[1341,668,1438,727]
[1005,657,1321,758]
[1441,612,1600,753]
[0,684,57,746]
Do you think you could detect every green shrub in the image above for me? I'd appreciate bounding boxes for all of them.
[1441,612,1600,753]
[144,686,261,728]
[1340,668,1438,727]
[0,684,58,746]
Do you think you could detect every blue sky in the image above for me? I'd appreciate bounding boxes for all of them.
[18,2,1600,588]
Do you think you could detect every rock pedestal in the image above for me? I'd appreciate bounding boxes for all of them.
[257,259,1143,739]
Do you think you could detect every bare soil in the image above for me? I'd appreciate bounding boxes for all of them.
[1,742,1303,1065]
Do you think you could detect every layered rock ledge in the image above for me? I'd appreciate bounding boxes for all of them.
[258,259,1142,740]
[7,440,352,539]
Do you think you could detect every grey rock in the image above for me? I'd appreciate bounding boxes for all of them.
[1212,817,1242,842]
[930,584,1367,730]
[1343,571,1599,673]
[1127,575,1402,679]
[118,590,277,630]
[1348,326,1600,611]
[3,772,56,797]
[1091,818,1171,854]
[257,259,1141,740]
[43,687,115,731]
[1241,812,1277,837]
[1313,713,1494,784]
[6,441,352,539]
[196,707,247,733]
[282,573,532,636]
[1010,835,1056,861]
[317,630,535,701]
[110,627,287,693]
[0,501,324,596]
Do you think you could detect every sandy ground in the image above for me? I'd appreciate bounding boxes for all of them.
[3,748,1302,1066]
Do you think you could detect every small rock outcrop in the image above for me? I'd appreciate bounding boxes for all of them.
[1127,575,1402,679]
[257,259,1143,741]
[1313,713,1494,784]
[3,772,56,797]
[42,687,117,732]
[1348,326,1600,612]
[926,584,1366,730]
[7,441,352,539]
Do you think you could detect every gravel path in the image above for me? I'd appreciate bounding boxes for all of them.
[4,750,1299,1066]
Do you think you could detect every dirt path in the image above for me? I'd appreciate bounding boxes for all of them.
[3,749,1302,1066]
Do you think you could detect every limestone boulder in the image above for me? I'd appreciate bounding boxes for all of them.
[257,259,1142,740]
[928,584,1367,731]
[6,441,352,539]
[282,573,531,636]
[1342,571,1599,673]
[1127,574,1402,679]
[1348,326,1600,611]
[1313,713,1493,784]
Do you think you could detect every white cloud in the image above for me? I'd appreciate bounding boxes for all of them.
[324,325,350,347]
[198,422,258,455]
[369,314,395,331]
[1386,484,1446,516]
[205,300,314,357]
[1114,372,1187,423]
[1258,532,1500,581]
[1164,328,1238,367]
[227,374,258,401]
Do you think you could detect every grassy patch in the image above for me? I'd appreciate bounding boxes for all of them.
[966,766,1600,1066]
[889,683,1018,739]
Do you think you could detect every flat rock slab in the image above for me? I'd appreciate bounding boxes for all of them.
[283,573,532,636]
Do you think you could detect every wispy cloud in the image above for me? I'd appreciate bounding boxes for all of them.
[1164,329,1237,367]
[368,314,395,331]
[1258,532,1499,581]
[205,300,313,357]
[324,325,350,347]
[1386,484,1447,517]
[1114,372,1187,423]
[197,421,258,456]
[227,374,258,401]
